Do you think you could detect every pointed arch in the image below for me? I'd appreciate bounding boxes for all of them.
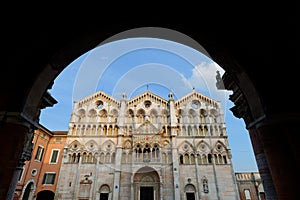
[196,140,211,152]
[102,140,116,152]
[178,140,194,153]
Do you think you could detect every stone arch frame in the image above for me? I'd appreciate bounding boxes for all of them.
[20,179,36,200]
[213,140,229,163]
[2,23,298,199]
[213,140,227,151]
[69,139,81,148]
[178,141,196,165]
[149,108,158,123]
[196,140,211,152]
[101,140,116,151]
[88,108,97,117]
[132,166,160,200]
[178,140,195,153]
[98,184,111,199]
[84,139,97,149]
[184,184,197,200]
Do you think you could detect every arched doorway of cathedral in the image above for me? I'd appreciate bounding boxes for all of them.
[36,190,55,200]
[184,184,197,200]
[133,167,160,200]
[98,184,111,200]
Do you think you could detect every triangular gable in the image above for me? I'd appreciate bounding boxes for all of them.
[175,90,219,108]
[127,90,168,107]
[136,121,159,134]
[77,90,120,107]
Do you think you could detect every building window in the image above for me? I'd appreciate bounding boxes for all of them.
[42,173,56,184]
[144,100,152,108]
[244,189,251,200]
[179,155,184,164]
[34,146,44,161]
[191,100,199,109]
[96,100,103,109]
[207,154,212,164]
[50,149,60,164]
[31,169,37,176]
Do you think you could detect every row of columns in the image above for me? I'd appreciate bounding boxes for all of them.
[177,124,225,136]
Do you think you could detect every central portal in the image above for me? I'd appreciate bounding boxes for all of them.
[133,167,160,200]
[140,186,154,200]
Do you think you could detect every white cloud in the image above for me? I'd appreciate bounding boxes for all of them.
[187,61,230,111]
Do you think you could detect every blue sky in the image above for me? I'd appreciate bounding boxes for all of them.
[40,37,258,172]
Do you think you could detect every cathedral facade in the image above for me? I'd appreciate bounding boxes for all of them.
[55,90,239,200]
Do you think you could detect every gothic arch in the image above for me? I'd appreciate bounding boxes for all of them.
[196,140,211,152]
[101,140,116,151]
[213,140,227,151]
[69,140,82,150]
[178,140,195,153]
[84,139,98,151]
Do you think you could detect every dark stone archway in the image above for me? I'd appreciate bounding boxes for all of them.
[36,190,55,200]
[133,167,160,200]
[1,6,298,200]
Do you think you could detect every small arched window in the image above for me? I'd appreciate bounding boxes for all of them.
[244,189,251,200]
[179,155,184,164]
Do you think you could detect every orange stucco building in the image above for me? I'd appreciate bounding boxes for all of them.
[14,126,67,200]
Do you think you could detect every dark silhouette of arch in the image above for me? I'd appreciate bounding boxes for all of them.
[36,190,55,200]
[1,7,298,199]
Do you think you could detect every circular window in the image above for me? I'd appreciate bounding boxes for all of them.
[217,144,222,151]
[31,169,37,176]
[183,144,189,151]
[144,100,151,108]
[192,100,199,109]
[200,144,206,150]
[96,100,103,109]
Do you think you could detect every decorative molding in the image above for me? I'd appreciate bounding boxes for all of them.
[217,71,254,126]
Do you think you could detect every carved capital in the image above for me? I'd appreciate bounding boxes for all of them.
[216,71,254,126]
[18,127,35,166]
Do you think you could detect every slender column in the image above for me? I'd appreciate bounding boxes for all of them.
[112,147,122,200]
[73,155,82,199]
[171,135,180,200]
[193,150,201,200]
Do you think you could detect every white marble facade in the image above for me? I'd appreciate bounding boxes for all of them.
[55,90,239,200]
